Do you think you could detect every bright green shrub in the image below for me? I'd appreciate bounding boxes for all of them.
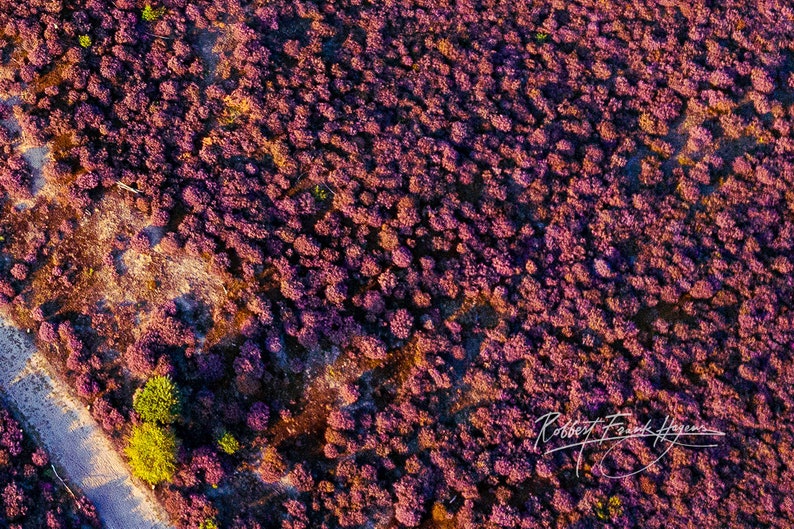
[217,431,240,455]
[199,519,219,529]
[133,375,181,424]
[125,423,177,486]
[142,4,166,22]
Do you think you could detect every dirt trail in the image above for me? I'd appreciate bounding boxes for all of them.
[0,317,173,529]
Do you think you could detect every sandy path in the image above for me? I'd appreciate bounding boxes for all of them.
[0,318,173,529]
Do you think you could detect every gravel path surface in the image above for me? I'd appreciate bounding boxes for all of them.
[0,318,173,529]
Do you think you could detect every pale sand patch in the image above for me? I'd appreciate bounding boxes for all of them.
[85,195,227,331]
[21,144,48,194]
[196,28,220,83]
[0,316,173,529]
[1,96,49,207]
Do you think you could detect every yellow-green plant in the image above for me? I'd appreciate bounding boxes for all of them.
[594,495,623,521]
[133,375,181,424]
[78,35,92,48]
[199,519,219,529]
[142,4,166,22]
[125,423,177,486]
[217,431,240,455]
[312,184,329,201]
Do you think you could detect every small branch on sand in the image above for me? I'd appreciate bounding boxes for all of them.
[116,181,141,194]
[144,32,176,40]
[51,464,76,498]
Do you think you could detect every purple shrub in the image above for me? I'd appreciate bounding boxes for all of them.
[2,481,27,520]
[246,402,270,433]
[389,309,414,340]
[38,322,58,344]
[190,447,225,487]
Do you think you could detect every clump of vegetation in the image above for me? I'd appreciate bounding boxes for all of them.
[594,495,623,521]
[220,95,251,126]
[312,184,329,201]
[199,518,219,529]
[125,423,177,487]
[141,4,166,22]
[217,431,240,455]
[535,31,549,43]
[78,35,92,48]
[133,375,181,424]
